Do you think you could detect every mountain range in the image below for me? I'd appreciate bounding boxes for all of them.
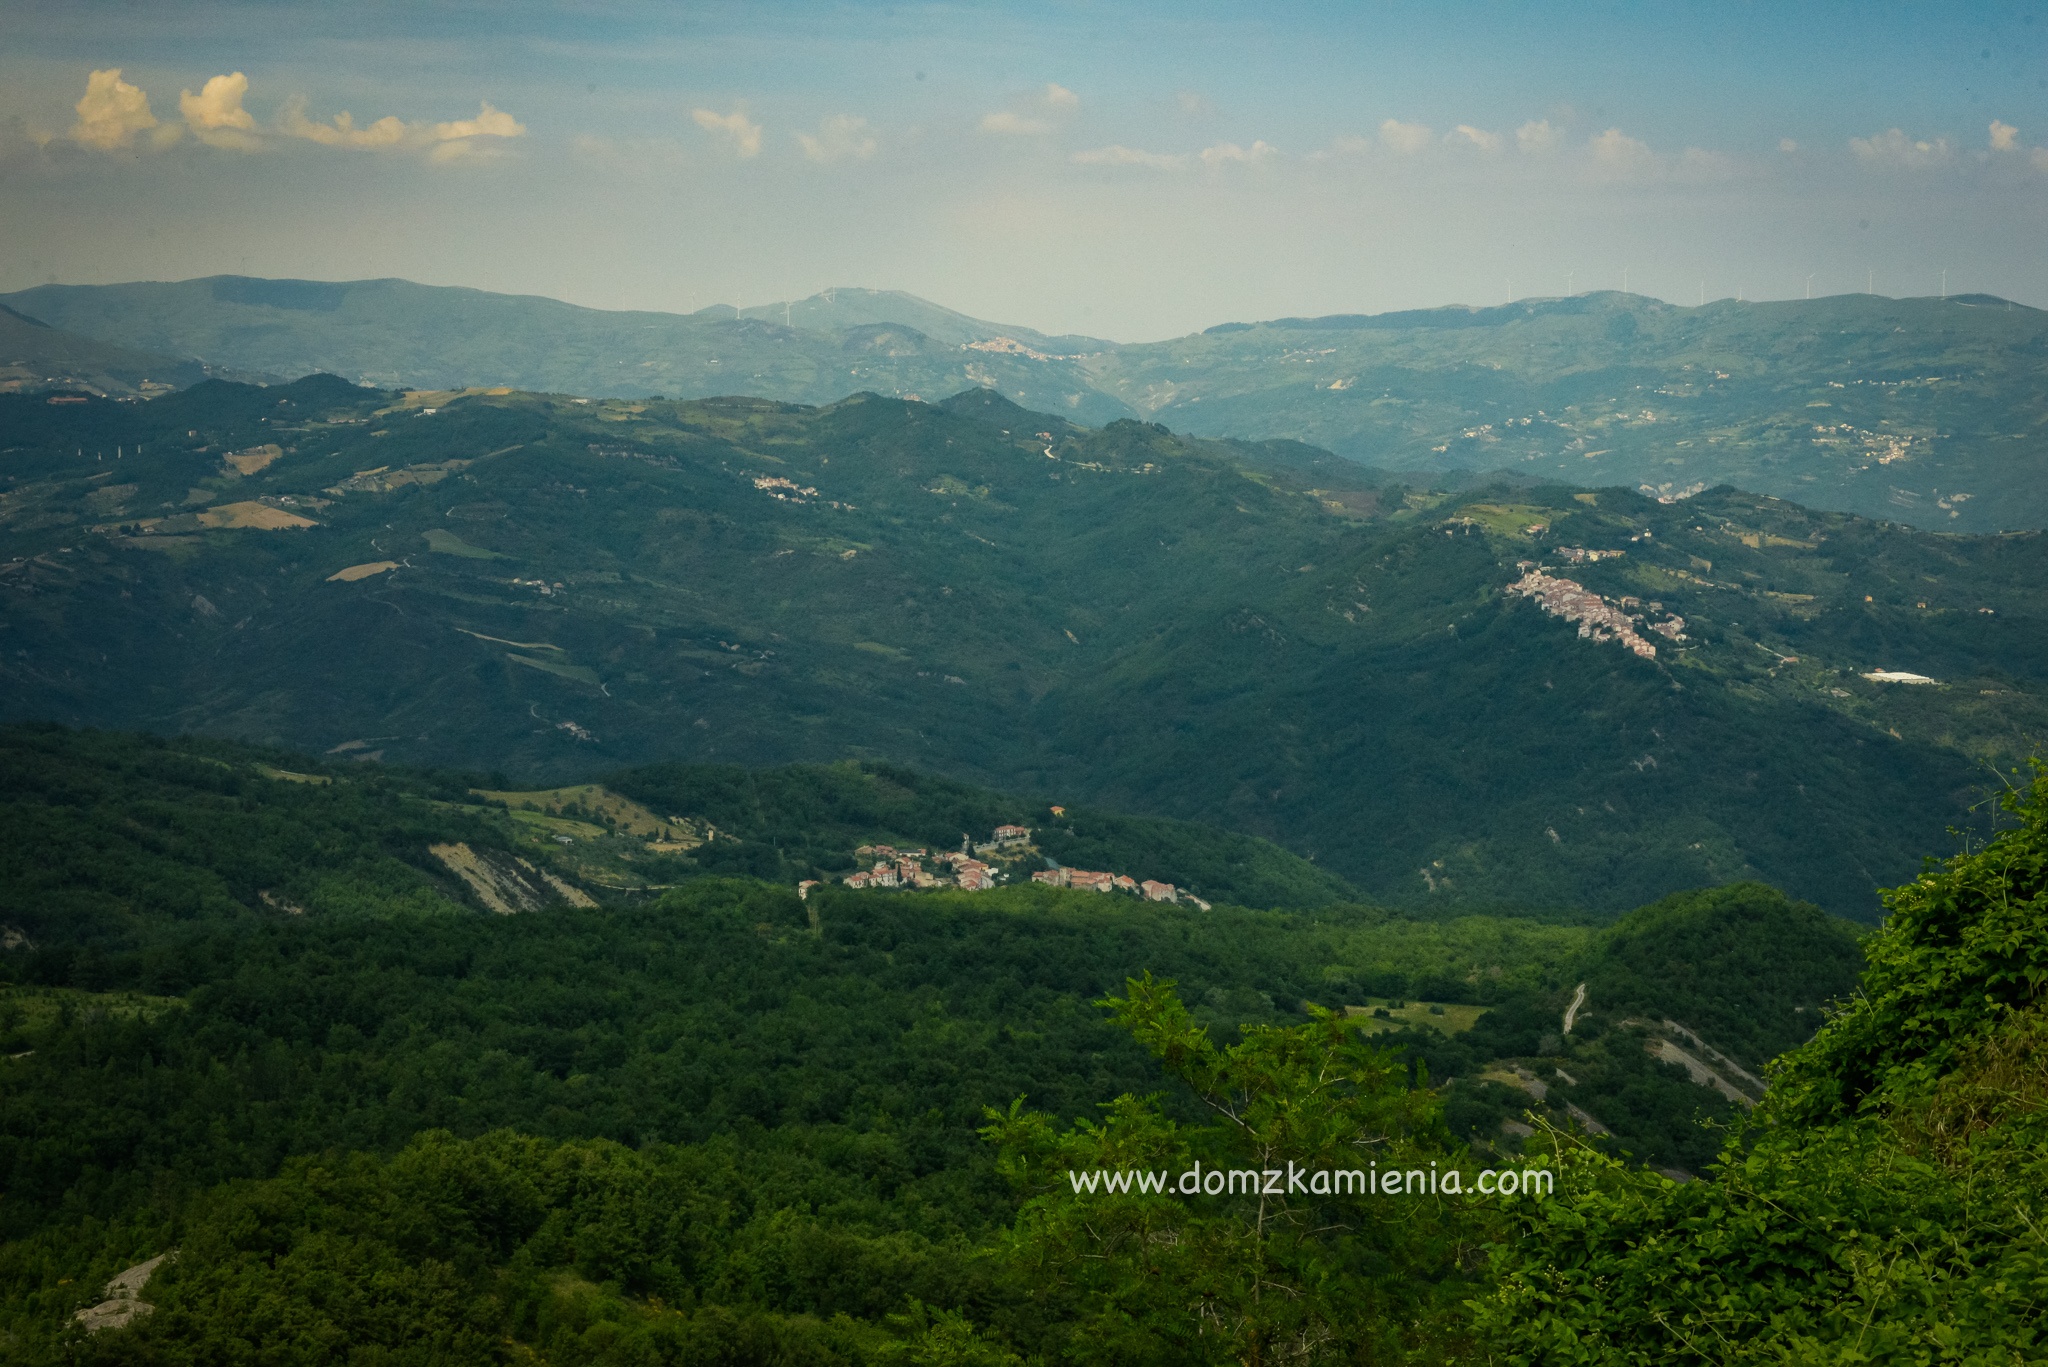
[3,375,2040,917]
[7,277,2046,532]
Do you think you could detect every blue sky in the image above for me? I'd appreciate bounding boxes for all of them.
[3,1,2046,338]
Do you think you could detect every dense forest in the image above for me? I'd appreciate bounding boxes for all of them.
[0,725,1947,1361]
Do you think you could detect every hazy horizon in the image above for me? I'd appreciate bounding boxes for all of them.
[9,272,2031,351]
[4,1,2046,341]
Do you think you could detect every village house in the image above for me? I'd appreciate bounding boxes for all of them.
[1113,874,1138,893]
[955,861,995,891]
[1140,879,1177,903]
[1506,568,1661,660]
[797,880,820,900]
[993,824,1031,843]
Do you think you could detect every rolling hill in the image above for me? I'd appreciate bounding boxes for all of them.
[8,278,2047,532]
[0,302,215,399]
[0,276,1137,426]
[1,378,2041,917]
[1102,290,2048,534]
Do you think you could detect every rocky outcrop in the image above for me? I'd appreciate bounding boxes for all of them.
[73,1252,173,1333]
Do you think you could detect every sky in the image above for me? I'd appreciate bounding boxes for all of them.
[3,0,2047,341]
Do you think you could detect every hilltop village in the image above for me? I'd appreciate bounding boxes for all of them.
[1507,555,1688,660]
[800,820,1210,908]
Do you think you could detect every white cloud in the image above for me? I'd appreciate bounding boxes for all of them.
[1779,137,1799,153]
[427,102,525,163]
[1379,119,1432,155]
[797,113,876,163]
[980,110,1050,135]
[71,68,163,150]
[2034,147,2048,173]
[433,102,525,142]
[1199,139,1276,165]
[1590,127,1655,172]
[276,95,521,162]
[180,72,260,151]
[1071,143,1188,170]
[279,96,409,148]
[692,107,762,157]
[1580,128,1733,182]
[982,84,1076,136]
[1989,120,2020,152]
[1516,119,1557,154]
[1447,124,1501,153]
[1849,128,1952,168]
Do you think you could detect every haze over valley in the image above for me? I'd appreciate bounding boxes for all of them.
[10,276,2048,532]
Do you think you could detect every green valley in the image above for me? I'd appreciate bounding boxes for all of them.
[2,377,2043,917]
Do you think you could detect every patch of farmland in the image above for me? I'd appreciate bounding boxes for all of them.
[1346,998,1489,1036]
[475,783,709,847]
[326,560,399,582]
[422,528,506,559]
[197,501,318,530]
[223,443,284,475]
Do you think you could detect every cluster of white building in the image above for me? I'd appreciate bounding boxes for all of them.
[1031,866,1201,907]
[1506,565,1686,660]
[795,822,1208,908]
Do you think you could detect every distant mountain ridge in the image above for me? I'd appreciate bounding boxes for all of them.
[8,276,2048,531]
[0,301,217,398]
[2,276,1139,426]
[729,286,1110,353]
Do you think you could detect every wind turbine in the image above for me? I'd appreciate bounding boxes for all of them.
[1940,267,1948,300]
[1623,266,1630,294]
[1567,270,1574,297]
[1698,280,1705,306]
[1805,274,1814,300]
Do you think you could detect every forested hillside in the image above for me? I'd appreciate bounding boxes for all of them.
[2,378,2039,914]
[8,375,2039,914]
[0,306,217,401]
[1482,767,2048,1360]
[0,725,1883,1361]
